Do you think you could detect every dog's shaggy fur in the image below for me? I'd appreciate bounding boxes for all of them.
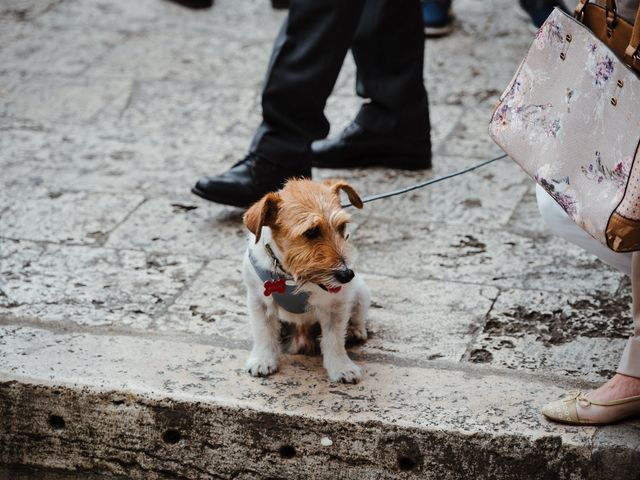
[242,179,370,383]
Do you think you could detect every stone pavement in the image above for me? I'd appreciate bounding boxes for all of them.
[1,0,639,478]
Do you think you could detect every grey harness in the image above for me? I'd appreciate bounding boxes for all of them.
[248,247,310,314]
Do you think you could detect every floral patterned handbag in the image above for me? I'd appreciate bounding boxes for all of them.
[489,7,640,252]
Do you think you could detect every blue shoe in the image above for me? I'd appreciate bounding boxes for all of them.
[422,0,454,37]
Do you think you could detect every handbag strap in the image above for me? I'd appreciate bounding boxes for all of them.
[575,0,617,26]
[624,5,640,62]
[574,0,640,66]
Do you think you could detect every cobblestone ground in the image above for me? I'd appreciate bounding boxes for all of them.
[1,0,639,478]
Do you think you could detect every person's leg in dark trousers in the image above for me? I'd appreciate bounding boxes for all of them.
[193,0,366,207]
[251,0,366,168]
[311,0,431,170]
[353,0,430,138]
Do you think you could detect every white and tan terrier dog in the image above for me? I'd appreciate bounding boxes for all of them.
[242,178,370,383]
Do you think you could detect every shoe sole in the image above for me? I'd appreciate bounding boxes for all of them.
[190,186,252,209]
[542,413,632,426]
[423,23,454,37]
[169,0,213,8]
[424,7,454,37]
[311,155,432,171]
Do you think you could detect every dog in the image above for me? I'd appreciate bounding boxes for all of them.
[242,178,370,383]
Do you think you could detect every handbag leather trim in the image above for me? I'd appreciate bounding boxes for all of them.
[581,3,637,70]
[578,0,640,73]
[606,213,640,251]
[606,139,640,252]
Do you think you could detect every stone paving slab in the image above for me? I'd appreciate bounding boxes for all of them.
[424,34,530,109]
[0,24,125,76]
[439,106,508,159]
[356,275,498,362]
[30,0,286,40]
[356,218,625,294]
[116,80,259,138]
[84,32,273,87]
[0,240,203,329]
[0,75,132,126]
[0,188,144,245]
[0,0,62,22]
[0,128,249,196]
[155,257,248,337]
[505,184,551,235]
[466,287,633,381]
[364,155,530,227]
[104,196,248,258]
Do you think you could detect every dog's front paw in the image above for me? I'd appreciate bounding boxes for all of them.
[326,360,362,384]
[246,355,279,377]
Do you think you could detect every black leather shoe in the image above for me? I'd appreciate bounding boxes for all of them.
[311,122,431,170]
[167,0,213,8]
[271,0,289,8]
[191,154,311,208]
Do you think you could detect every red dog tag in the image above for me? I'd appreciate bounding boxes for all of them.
[264,278,286,296]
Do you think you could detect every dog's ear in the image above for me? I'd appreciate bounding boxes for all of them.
[325,180,364,209]
[243,192,280,243]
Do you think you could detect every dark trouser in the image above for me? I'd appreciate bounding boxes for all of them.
[249,0,430,169]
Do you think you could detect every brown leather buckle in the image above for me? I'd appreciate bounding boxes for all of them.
[605,3,618,36]
[573,0,587,23]
[574,0,587,21]
[625,44,640,62]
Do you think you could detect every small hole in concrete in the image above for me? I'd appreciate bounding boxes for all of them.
[49,415,65,430]
[469,348,493,364]
[398,455,417,471]
[162,429,181,444]
[279,445,296,459]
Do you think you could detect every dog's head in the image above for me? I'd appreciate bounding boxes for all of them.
[243,178,363,288]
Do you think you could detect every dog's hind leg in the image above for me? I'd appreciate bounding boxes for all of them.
[246,295,281,377]
[287,323,320,355]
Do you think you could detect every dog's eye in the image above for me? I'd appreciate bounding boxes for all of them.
[304,226,321,240]
[336,223,347,237]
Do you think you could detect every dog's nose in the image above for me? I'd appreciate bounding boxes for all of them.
[335,268,355,284]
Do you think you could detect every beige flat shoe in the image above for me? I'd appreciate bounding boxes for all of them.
[542,391,640,426]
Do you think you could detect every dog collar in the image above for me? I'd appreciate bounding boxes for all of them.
[261,244,342,294]
[248,245,310,314]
